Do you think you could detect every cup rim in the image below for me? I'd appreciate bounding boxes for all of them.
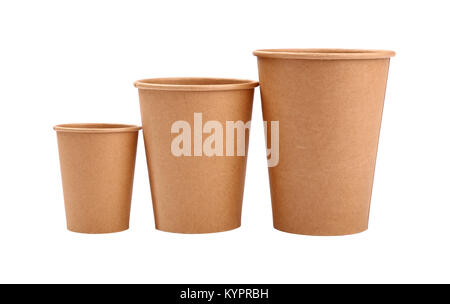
[134,77,259,91]
[253,48,396,60]
[53,123,142,133]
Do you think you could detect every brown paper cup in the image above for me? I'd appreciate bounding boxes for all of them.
[135,78,259,233]
[54,123,141,234]
[254,49,395,236]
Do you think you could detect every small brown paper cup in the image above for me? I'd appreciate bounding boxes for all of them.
[54,123,141,234]
[254,49,395,236]
[135,78,259,233]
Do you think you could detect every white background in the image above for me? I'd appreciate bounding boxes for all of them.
[0,0,448,284]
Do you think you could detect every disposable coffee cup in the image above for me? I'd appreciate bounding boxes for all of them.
[254,49,395,235]
[54,123,141,233]
[135,78,259,233]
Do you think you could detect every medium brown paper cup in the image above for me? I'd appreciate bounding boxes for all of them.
[254,49,395,236]
[54,123,141,234]
[135,78,259,234]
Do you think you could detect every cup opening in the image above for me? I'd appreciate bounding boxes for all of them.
[53,123,141,133]
[253,48,395,60]
[134,77,259,91]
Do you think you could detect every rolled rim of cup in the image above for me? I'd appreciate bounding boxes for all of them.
[253,48,396,60]
[134,77,259,91]
[53,123,142,133]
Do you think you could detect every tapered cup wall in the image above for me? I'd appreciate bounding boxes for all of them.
[54,123,140,234]
[135,78,258,234]
[254,49,395,236]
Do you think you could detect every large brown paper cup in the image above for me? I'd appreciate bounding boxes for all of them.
[254,49,395,236]
[54,123,141,234]
[135,78,258,234]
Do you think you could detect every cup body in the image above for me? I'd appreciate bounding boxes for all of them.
[135,78,258,233]
[54,123,140,233]
[254,49,395,235]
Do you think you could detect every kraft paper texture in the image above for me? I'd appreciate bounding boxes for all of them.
[135,78,258,233]
[55,123,140,234]
[254,49,395,235]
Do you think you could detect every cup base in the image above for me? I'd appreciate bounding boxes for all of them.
[273,225,368,236]
[67,226,130,234]
[155,224,241,235]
